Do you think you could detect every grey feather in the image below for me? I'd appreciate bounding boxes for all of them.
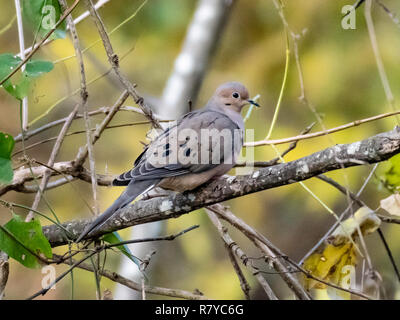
[75,179,159,242]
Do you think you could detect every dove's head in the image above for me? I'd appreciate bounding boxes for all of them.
[211,82,259,113]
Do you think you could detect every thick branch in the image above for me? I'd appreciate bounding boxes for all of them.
[43,127,400,247]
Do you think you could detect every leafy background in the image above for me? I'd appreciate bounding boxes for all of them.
[1,0,400,299]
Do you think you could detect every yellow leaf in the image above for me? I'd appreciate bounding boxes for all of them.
[329,207,380,246]
[302,207,380,297]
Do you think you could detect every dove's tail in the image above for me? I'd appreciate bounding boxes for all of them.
[75,179,159,243]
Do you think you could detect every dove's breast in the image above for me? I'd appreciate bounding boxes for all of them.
[157,163,234,192]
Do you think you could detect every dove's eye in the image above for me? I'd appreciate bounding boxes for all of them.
[232,92,240,99]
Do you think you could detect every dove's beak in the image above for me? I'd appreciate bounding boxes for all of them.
[247,99,260,107]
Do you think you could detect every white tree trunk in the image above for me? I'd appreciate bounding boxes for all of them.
[113,0,234,299]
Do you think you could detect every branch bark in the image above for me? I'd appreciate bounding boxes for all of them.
[43,127,400,247]
[0,252,8,300]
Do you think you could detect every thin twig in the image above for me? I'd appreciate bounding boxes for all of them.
[14,0,28,131]
[59,255,207,300]
[208,204,311,300]
[19,0,112,57]
[0,0,82,86]
[13,119,170,157]
[365,0,397,119]
[300,164,378,265]
[378,215,400,225]
[27,103,81,221]
[14,104,154,143]
[316,173,400,281]
[211,204,373,300]
[316,175,374,271]
[206,209,278,300]
[377,228,400,282]
[103,225,199,248]
[207,213,251,300]
[245,110,400,147]
[27,43,136,127]
[237,122,315,168]
[74,90,129,167]
[375,0,400,29]
[84,0,160,129]
[60,0,99,216]
[54,0,148,65]
[27,226,199,299]
[0,252,9,300]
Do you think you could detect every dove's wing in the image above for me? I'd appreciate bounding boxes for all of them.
[112,109,243,186]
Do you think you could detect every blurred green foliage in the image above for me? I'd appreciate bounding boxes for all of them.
[383,154,400,191]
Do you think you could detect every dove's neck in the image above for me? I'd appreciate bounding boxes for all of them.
[206,102,244,130]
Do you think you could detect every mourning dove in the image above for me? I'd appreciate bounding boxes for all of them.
[76,82,259,242]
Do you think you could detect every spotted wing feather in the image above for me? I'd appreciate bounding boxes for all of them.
[112,109,242,186]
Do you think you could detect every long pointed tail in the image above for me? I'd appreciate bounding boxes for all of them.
[75,179,158,243]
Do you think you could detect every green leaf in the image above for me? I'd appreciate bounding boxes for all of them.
[2,79,18,98]
[0,214,52,268]
[0,53,54,99]
[0,132,15,184]
[25,60,54,77]
[384,154,400,190]
[0,53,24,99]
[102,231,140,268]
[0,53,21,83]
[14,74,31,99]
[21,0,66,40]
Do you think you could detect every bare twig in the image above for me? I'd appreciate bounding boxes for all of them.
[245,110,400,147]
[27,43,136,127]
[375,0,400,28]
[237,122,315,168]
[14,104,154,143]
[60,256,207,300]
[376,228,400,282]
[60,0,98,215]
[378,215,400,225]
[74,90,129,167]
[14,0,28,130]
[0,0,82,86]
[316,175,364,207]
[84,0,160,129]
[225,243,251,300]
[0,252,8,300]
[208,204,311,300]
[27,226,199,299]
[300,164,378,265]
[27,103,81,221]
[20,0,112,57]
[206,209,277,300]
[365,0,397,117]
[13,119,170,157]
[211,204,373,300]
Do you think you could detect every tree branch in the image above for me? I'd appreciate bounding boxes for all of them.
[84,0,160,129]
[42,127,400,247]
[59,255,207,300]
